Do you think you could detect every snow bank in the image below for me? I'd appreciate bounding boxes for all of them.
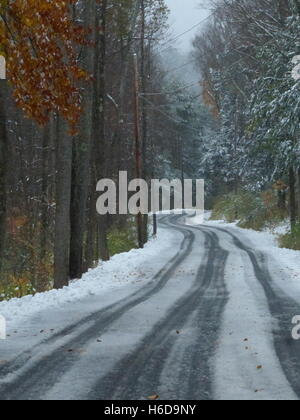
[0,229,177,327]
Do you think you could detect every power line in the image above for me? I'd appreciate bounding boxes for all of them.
[162,59,198,75]
[145,100,198,109]
[142,96,201,134]
[143,96,183,124]
[154,12,214,55]
[139,80,201,97]
[157,13,214,50]
[106,13,213,63]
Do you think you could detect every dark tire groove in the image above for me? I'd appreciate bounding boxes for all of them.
[0,215,184,378]
[208,225,300,399]
[87,225,228,400]
[0,215,196,400]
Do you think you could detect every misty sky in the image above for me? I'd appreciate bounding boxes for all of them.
[165,0,210,52]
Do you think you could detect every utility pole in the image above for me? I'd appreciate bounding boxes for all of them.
[140,0,149,244]
[133,53,144,249]
[151,136,157,236]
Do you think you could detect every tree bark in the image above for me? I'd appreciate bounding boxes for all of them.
[69,2,95,280]
[277,190,287,211]
[140,0,149,245]
[40,119,54,263]
[54,116,73,289]
[289,167,297,231]
[297,167,300,220]
[95,0,110,261]
[85,164,98,269]
[0,80,8,272]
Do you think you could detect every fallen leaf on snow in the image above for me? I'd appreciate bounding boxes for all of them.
[148,395,159,400]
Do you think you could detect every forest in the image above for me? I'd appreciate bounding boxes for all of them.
[0,0,211,299]
[193,0,300,241]
[1,0,300,300]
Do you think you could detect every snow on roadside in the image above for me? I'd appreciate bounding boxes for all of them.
[213,250,297,400]
[203,218,300,400]
[0,228,179,328]
[204,219,300,303]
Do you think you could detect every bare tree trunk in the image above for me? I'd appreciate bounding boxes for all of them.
[85,164,98,269]
[69,0,96,280]
[54,116,73,289]
[40,119,54,262]
[95,0,110,261]
[297,167,300,220]
[119,0,142,116]
[277,189,287,211]
[0,80,8,272]
[140,0,149,245]
[289,167,297,231]
[133,54,144,249]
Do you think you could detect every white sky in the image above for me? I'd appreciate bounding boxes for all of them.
[165,0,210,52]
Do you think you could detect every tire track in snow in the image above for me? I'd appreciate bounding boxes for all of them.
[0,215,175,378]
[0,215,196,400]
[207,225,300,399]
[87,224,228,400]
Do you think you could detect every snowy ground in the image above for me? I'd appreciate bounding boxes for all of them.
[202,218,300,400]
[0,211,204,330]
[1,214,300,400]
[1,213,300,343]
[0,226,180,330]
[206,219,300,303]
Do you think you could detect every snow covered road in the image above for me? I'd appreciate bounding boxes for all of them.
[1,214,300,400]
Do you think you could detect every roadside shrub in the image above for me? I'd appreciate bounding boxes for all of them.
[278,224,300,250]
[211,191,260,223]
[211,192,240,222]
[211,190,287,231]
[108,220,137,257]
[0,275,36,301]
[0,222,54,302]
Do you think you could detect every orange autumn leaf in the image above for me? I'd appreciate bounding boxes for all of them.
[0,0,92,129]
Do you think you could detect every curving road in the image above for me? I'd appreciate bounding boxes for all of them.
[0,214,300,400]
